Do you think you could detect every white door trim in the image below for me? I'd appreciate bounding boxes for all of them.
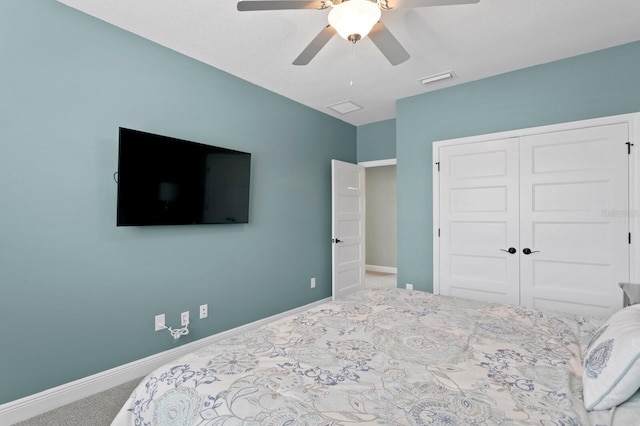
[629,115,640,285]
[433,112,640,296]
[360,158,398,280]
[359,158,397,168]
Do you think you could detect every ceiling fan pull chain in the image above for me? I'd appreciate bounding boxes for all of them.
[349,42,354,87]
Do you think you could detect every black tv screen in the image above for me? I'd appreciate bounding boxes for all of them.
[117,128,251,226]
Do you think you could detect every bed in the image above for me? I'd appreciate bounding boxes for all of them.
[112,288,640,425]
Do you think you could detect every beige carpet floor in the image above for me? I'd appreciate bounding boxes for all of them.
[12,378,141,426]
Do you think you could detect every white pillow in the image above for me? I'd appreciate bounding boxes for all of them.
[583,304,640,411]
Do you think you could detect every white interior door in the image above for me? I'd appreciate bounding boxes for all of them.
[519,123,630,316]
[332,160,365,299]
[438,138,521,305]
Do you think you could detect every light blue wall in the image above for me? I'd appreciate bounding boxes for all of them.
[357,119,396,162]
[396,41,640,292]
[0,1,355,404]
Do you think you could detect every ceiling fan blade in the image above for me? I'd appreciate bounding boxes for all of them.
[293,25,336,65]
[389,0,479,9]
[237,1,325,11]
[368,22,410,66]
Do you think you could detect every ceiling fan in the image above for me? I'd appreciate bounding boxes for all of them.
[237,0,480,66]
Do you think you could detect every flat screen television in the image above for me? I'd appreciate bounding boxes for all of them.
[117,128,251,226]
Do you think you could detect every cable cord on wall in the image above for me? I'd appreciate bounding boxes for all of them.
[159,322,190,341]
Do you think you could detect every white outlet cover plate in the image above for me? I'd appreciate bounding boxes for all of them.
[199,304,208,319]
[155,314,165,331]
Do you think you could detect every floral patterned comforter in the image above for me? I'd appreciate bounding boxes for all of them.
[111,288,640,425]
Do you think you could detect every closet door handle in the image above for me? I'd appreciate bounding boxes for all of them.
[523,248,540,255]
[500,247,517,254]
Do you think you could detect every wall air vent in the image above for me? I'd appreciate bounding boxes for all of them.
[419,71,454,85]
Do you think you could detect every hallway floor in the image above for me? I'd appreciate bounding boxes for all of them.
[364,271,397,289]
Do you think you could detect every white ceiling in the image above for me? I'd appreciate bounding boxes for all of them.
[57,0,640,126]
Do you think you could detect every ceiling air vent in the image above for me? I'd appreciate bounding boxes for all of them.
[327,100,363,115]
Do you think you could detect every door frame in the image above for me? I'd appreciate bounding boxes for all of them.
[331,158,397,298]
[359,158,398,274]
[433,112,640,296]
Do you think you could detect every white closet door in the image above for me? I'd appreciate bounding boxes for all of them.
[438,138,520,305]
[331,160,365,300]
[519,123,629,316]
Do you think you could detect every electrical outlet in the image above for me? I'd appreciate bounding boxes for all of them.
[310,277,316,288]
[406,283,414,290]
[181,311,189,326]
[199,304,208,319]
[155,314,165,331]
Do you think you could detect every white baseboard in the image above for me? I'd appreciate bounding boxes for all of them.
[366,265,397,274]
[0,297,331,425]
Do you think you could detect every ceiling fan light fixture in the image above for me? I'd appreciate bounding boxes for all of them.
[328,0,381,42]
